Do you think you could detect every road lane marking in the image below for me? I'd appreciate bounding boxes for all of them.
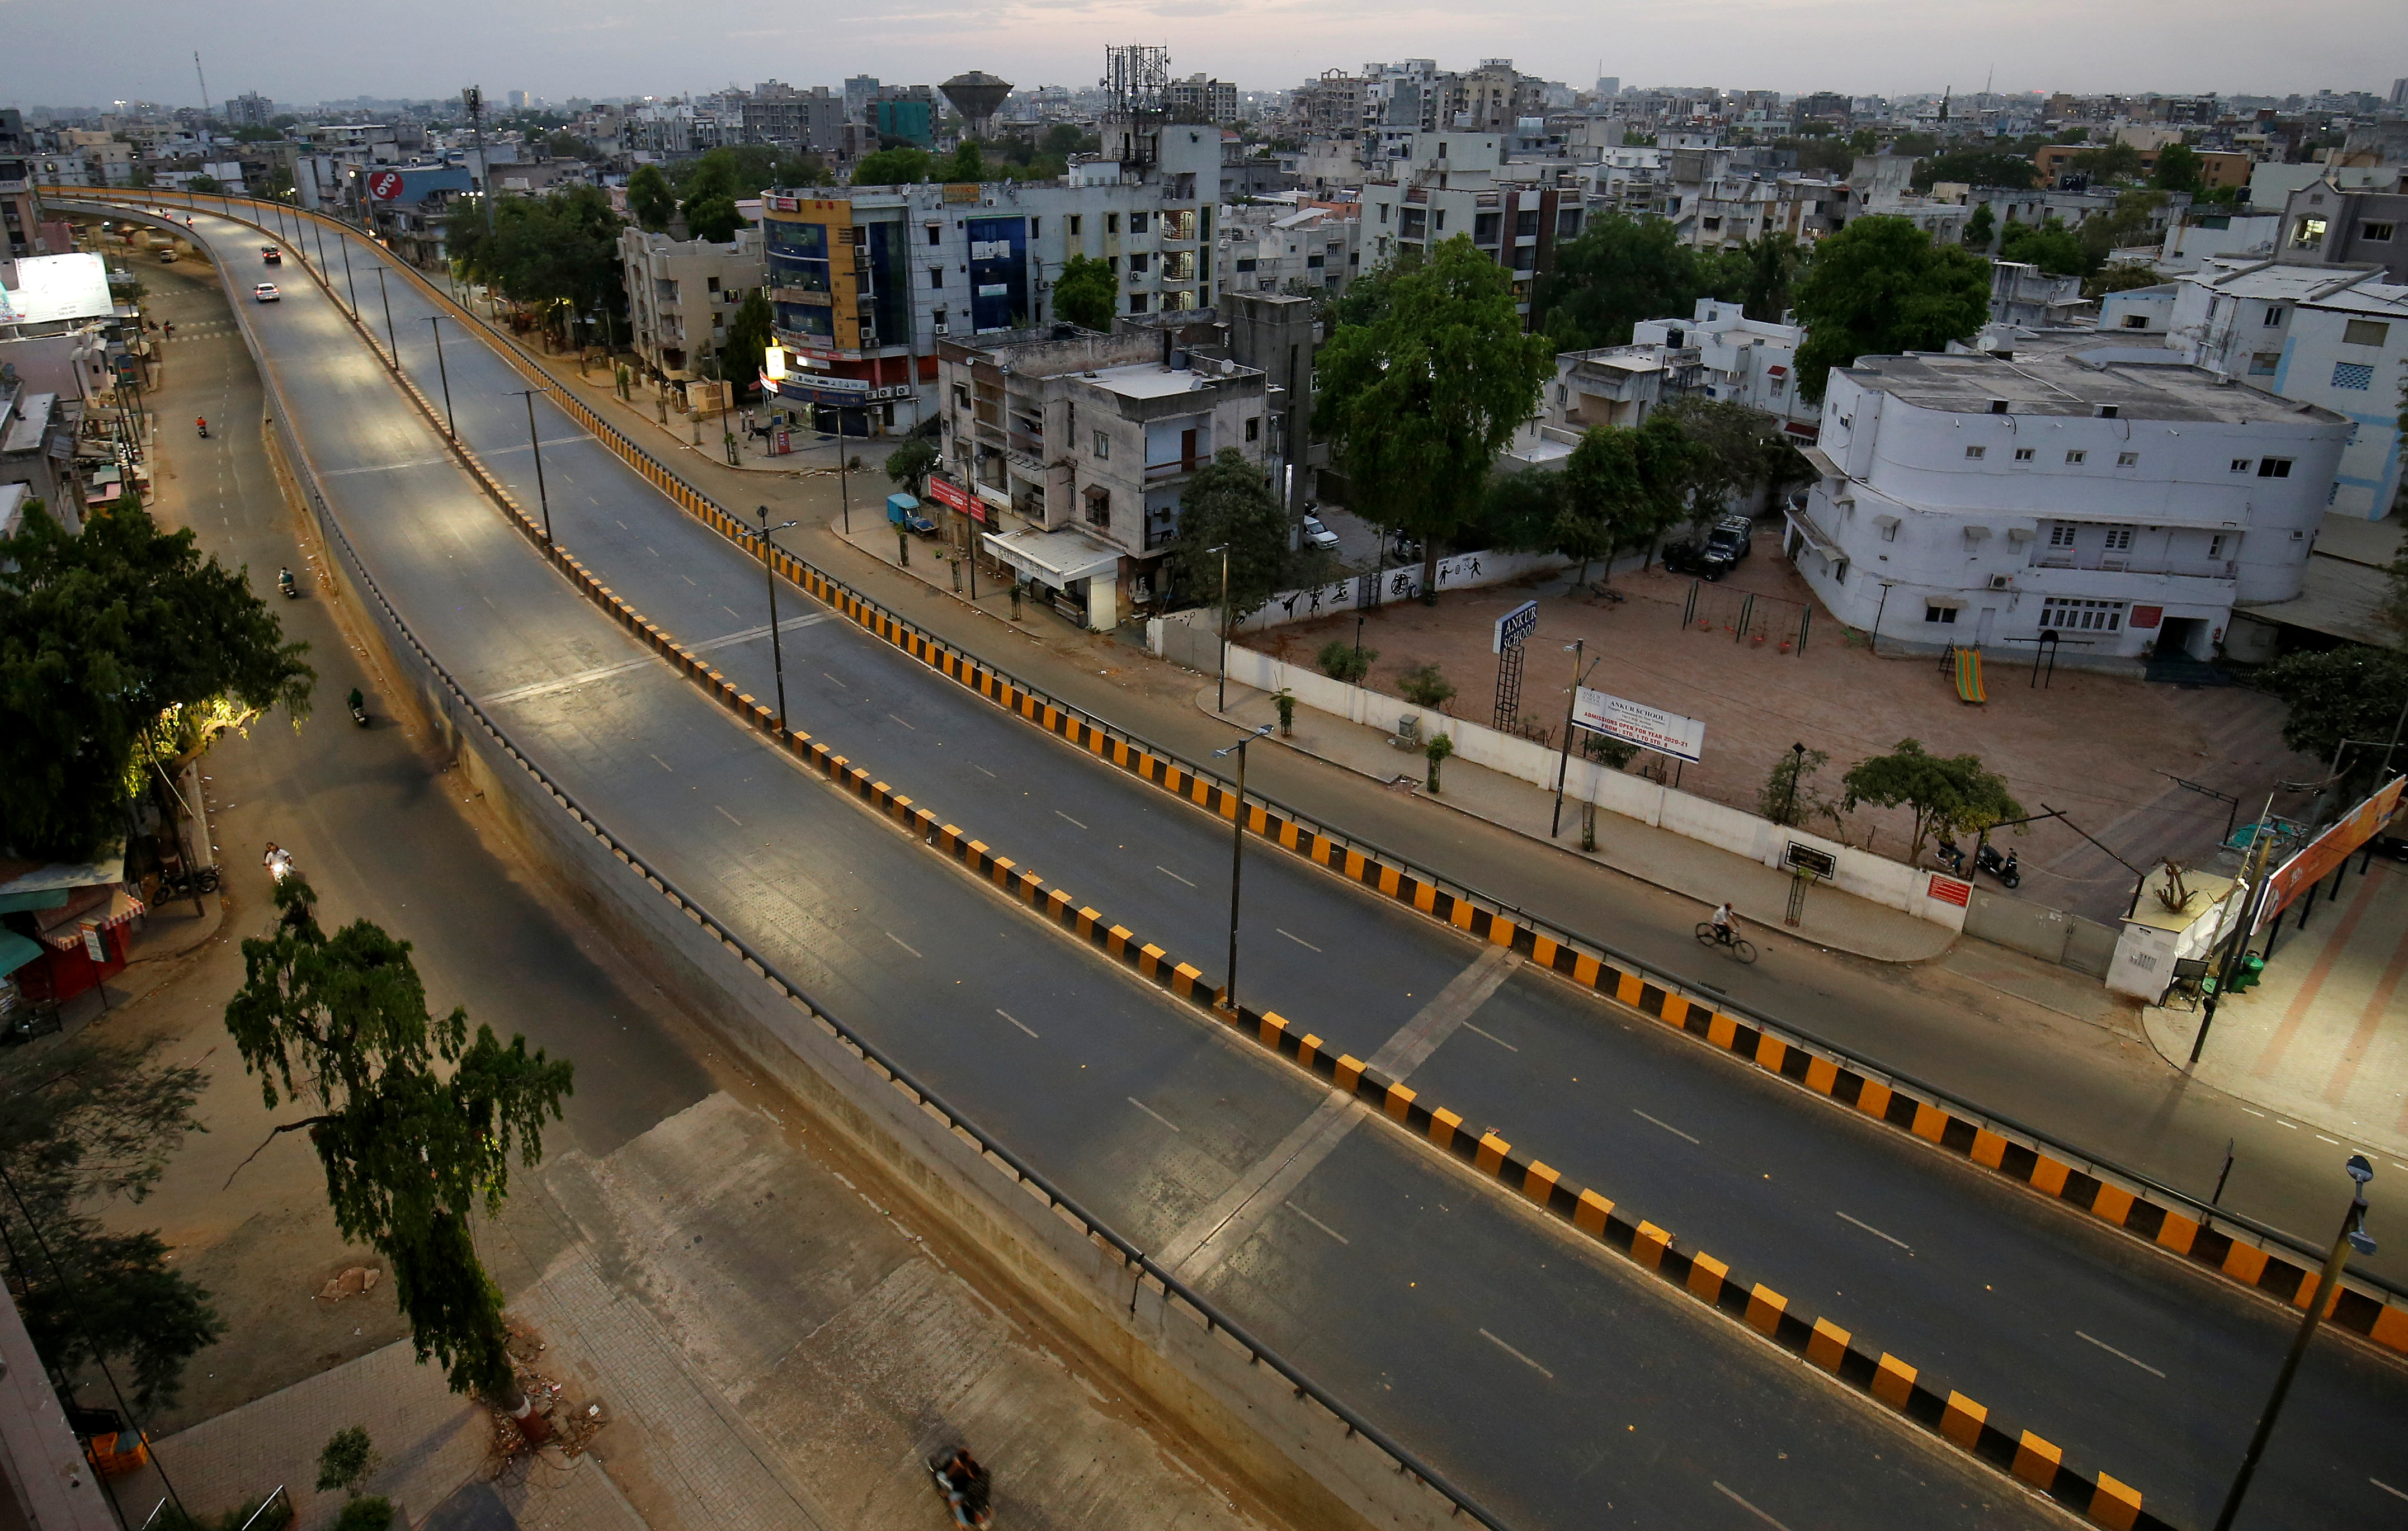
[996,1009,1037,1038]
[1366,945,1520,1079]
[1836,1211,1913,1253]
[2374,1477,2408,1503]
[2076,1331,2166,1378]
[1463,1022,1519,1052]
[1713,1483,1794,1530]
[972,763,996,777]
[1157,866,1196,887]
[321,456,452,476]
[1477,1328,1554,1379]
[1633,1109,1700,1145]
[1056,811,1087,828]
[885,933,922,959]
[714,805,742,826]
[2317,1133,2340,1144]
[821,671,847,687]
[887,713,916,729]
[1276,928,1321,952]
[650,755,675,772]
[1128,1098,1180,1132]
[482,616,833,705]
[2277,1119,2298,1129]
[1285,1202,1349,1244]
[722,605,741,618]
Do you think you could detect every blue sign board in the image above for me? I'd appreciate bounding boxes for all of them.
[1492,599,1539,654]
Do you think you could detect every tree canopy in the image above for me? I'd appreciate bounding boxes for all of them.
[852,147,935,187]
[720,291,774,396]
[1841,739,2023,867]
[224,877,573,1402]
[626,164,676,233]
[1914,150,2039,192]
[2066,141,2145,184]
[1053,253,1116,331]
[1656,395,1809,526]
[0,1039,222,1412]
[447,185,628,346]
[1790,216,1991,399]
[2150,143,2206,196]
[1999,216,2088,277]
[1961,202,1996,251]
[1556,417,1697,585]
[1166,448,1293,618]
[1,497,313,862]
[1318,237,1555,594]
[667,145,826,199]
[883,436,939,497]
[2256,645,2408,799]
[1532,213,1741,349]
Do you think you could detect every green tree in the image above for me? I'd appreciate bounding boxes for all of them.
[1999,216,2087,276]
[1166,448,1290,618]
[1053,253,1116,331]
[2077,190,2168,273]
[1557,416,1697,585]
[224,877,573,1416]
[2257,646,2408,797]
[1039,123,1097,159]
[1318,237,1556,597]
[1317,639,1374,683]
[1,497,313,862]
[316,1426,379,1497]
[1398,663,1456,710]
[884,436,939,497]
[720,291,774,398]
[1656,395,1790,528]
[939,140,987,182]
[186,175,222,193]
[1790,216,1992,400]
[1961,202,1996,250]
[2085,262,2165,301]
[1533,213,1740,349]
[2150,143,2205,196]
[544,131,599,163]
[2068,141,2145,183]
[1914,151,2039,192]
[1471,467,1564,554]
[1841,739,2023,867]
[1735,233,1804,322]
[852,147,934,186]
[684,195,749,243]
[626,164,676,233]
[1758,746,1839,831]
[449,185,628,349]
[0,1039,223,1412]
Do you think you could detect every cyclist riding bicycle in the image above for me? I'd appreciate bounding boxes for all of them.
[1709,902,1741,944]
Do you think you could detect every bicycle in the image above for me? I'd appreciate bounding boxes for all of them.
[1694,922,1757,964]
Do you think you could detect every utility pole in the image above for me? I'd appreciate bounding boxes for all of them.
[734,507,802,733]
[373,267,399,367]
[1211,726,1273,1013]
[463,87,496,240]
[2190,792,2279,1067]
[513,389,554,543]
[193,53,213,133]
[425,316,456,441]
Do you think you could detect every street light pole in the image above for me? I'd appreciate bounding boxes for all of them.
[2211,1155,2377,1531]
[373,266,399,367]
[1211,543,1232,713]
[425,316,456,440]
[735,505,802,733]
[337,228,358,319]
[1551,640,1601,839]
[1779,741,1808,828]
[1212,725,1273,1012]
[513,389,553,543]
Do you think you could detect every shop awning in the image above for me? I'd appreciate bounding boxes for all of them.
[0,928,43,976]
[38,887,143,950]
[981,526,1121,586]
[1797,444,1844,480]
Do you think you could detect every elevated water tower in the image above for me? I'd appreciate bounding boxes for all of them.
[940,72,1013,141]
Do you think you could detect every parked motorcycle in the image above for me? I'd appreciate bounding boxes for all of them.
[1932,839,1967,876]
[1977,844,2021,889]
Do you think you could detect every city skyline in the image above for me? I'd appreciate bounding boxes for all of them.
[9,0,2406,116]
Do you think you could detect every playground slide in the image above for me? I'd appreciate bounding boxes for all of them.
[1953,645,1986,704]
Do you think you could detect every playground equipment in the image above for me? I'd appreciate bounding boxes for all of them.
[1944,643,1986,704]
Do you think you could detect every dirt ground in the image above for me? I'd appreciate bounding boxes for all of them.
[1244,528,2317,922]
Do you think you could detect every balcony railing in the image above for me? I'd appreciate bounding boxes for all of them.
[1144,455,1207,481]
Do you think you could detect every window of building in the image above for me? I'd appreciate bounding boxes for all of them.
[1128,292,1149,314]
[2065,450,2087,465]
[2362,221,2395,243]
[929,267,945,289]
[2291,216,2326,247]
[1028,218,1040,238]
[1083,485,1110,527]
[2117,451,2138,467]
[2230,458,2253,473]
[1379,203,1390,224]
[2333,361,2376,390]
[1068,215,1082,237]
[1434,210,1446,231]
[2103,526,2132,551]
[1964,445,1986,460]
[1516,209,1540,238]
[952,384,970,409]
[1702,216,1722,232]
[2343,319,2391,347]
[2208,534,2226,559]
[1245,417,1260,441]
[2258,457,2292,478]
[1234,257,1257,273]
[2122,314,2150,329]
[2248,352,2280,376]
[2263,306,2284,327]
[2048,524,2076,547]
[1306,253,1325,269]
[2041,597,2123,632]
[932,307,947,332]
[1474,212,1502,243]
[1106,212,1120,233]
[1129,211,1149,234]
[1107,254,1119,274]
[1924,603,1959,624]
[705,276,720,294]
[2014,447,2036,462]
[1769,379,1784,396]
[1129,251,1149,273]
[926,223,941,245]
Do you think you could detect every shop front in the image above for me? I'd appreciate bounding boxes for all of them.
[979,525,1125,632]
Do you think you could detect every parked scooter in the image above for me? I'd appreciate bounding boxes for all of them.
[1977,843,2021,889]
[278,566,298,599]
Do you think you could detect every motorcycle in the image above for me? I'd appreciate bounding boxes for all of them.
[348,688,369,728]
[927,1451,992,1528]
[263,844,296,884]
[1977,844,2021,889]
[196,417,209,438]
[278,567,299,599]
[1932,839,1967,876]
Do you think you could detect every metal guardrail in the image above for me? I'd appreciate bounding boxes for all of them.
[93,190,1521,1531]
[95,186,2399,1310]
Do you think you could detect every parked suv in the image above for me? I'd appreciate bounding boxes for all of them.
[1661,515,1755,581]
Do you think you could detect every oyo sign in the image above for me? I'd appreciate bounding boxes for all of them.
[366,171,404,201]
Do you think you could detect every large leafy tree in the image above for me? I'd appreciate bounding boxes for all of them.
[2068,141,2146,184]
[1960,203,1996,251]
[1790,216,1991,399]
[625,165,676,233]
[0,1040,222,1413]
[2077,190,2168,272]
[1532,213,1741,349]
[449,185,629,348]
[1166,448,1292,617]
[1842,739,2023,867]
[883,436,939,497]
[1,497,313,862]
[720,291,774,398]
[1053,253,1116,331]
[224,877,573,1425]
[1319,236,1556,597]
[1914,150,2039,192]
[853,147,934,187]
[2257,645,2408,800]
[672,149,753,242]
[1735,233,1804,322]
[1656,395,1801,528]
[1557,417,1697,587]
[1999,217,2087,277]
[2150,143,2206,196]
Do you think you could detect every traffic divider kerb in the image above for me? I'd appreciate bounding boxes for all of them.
[135,191,2178,1527]
[108,188,2408,1369]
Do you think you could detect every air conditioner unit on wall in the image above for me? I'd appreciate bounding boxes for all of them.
[1988,574,2014,590]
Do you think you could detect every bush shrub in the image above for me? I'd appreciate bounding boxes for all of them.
[331,1497,394,1531]
[1316,640,1374,683]
[1397,663,1456,710]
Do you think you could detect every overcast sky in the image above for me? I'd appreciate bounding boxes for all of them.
[10,0,2405,111]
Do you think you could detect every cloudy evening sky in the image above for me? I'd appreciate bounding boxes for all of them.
[7,0,2404,109]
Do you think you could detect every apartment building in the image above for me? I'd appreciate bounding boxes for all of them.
[755,117,1222,437]
[1167,74,1239,125]
[2277,175,2408,283]
[931,324,1271,629]
[0,111,41,259]
[2029,143,2249,191]
[1632,300,1818,437]
[2162,259,2408,520]
[1784,343,2348,664]
[743,82,843,154]
[1221,201,1359,296]
[620,225,768,383]
[1358,133,1586,315]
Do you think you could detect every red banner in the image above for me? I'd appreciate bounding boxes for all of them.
[1926,874,1972,909]
[2260,776,2406,920]
[926,475,982,522]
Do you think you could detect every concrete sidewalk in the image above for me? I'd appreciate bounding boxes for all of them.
[2143,852,2408,1164]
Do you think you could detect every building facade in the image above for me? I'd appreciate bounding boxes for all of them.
[1358,133,1586,317]
[1631,299,1819,437]
[620,225,769,383]
[2278,176,2408,284]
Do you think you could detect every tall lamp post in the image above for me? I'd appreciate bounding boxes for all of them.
[373,266,400,368]
[1211,725,1274,1013]
[511,388,554,544]
[425,316,456,441]
[1210,543,1232,713]
[1550,640,1604,838]
[732,505,802,733]
[2211,1155,2377,1531]
[336,228,359,319]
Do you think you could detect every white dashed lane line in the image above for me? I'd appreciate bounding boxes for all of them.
[1128,1098,1180,1132]
[996,1009,1037,1038]
[1632,1109,1699,1145]
[886,933,923,959]
[2076,1330,2166,1379]
[1477,1327,1553,1379]
[1836,1210,1914,1255]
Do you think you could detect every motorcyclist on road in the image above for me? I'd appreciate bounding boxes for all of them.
[935,1448,991,1527]
[196,415,207,436]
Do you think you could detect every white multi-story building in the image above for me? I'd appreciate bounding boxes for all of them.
[1784,343,2349,664]
[1632,299,1818,437]
[2161,259,2408,521]
[618,225,767,383]
[1358,133,1589,318]
[1219,200,1359,295]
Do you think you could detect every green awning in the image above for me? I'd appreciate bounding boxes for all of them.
[0,890,71,914]
[0,928,45,976]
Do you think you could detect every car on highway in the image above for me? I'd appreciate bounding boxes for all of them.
[261,246,281,265]
[1301,512,1341,551]
[1660,514,1755,581]
[253,283,281,303]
